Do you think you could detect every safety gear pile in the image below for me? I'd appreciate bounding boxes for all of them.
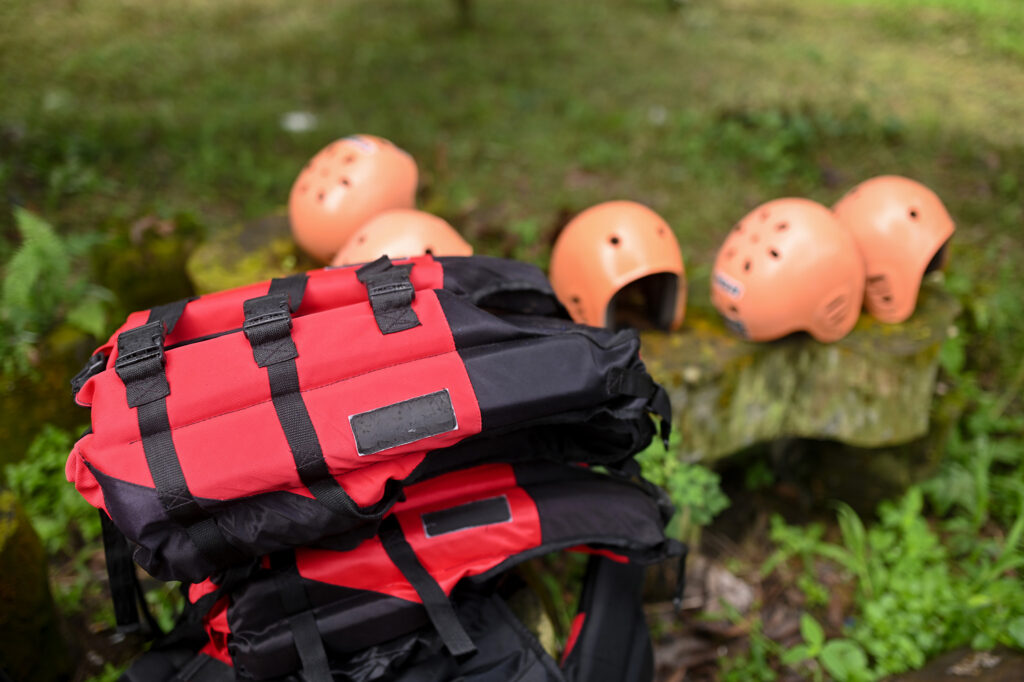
[67,254,681,680]
[711,175,955,342]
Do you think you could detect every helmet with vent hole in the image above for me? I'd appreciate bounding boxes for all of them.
[711,198,865,342]
[331,209,473,266]
[549,201,685,331]
[289,135,418,263]
[833,175,954,324]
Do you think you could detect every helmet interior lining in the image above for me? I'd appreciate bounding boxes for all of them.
[605,273,678,331]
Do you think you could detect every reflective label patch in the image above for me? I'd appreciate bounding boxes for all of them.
[713,271,744,299]
[350,389,458,456]
[422,495,512,538]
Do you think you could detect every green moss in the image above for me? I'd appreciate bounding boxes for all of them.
[643,281,962,463]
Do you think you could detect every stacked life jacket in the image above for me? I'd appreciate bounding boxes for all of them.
[66,254,681,680]
[122,461,683,681]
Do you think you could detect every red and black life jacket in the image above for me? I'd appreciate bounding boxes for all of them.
[67,255,671,583]
[121,460,684,682]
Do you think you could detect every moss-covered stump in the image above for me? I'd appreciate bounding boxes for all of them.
[642,276,961,464]
[186,214,314,294]
[0,491,71,681]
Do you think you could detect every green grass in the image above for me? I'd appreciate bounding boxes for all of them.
[1,0,1022,265]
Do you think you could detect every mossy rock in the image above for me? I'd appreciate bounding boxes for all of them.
[0,491,71,681]
[642,275,962,464]
[186,215,315,294]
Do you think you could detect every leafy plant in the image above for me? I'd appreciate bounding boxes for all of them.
[0,207,113,379]
[763,485,1024,680]
[4,424,99,558]
[637,430,730,543]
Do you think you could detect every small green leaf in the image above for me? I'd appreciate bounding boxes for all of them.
[800,613,825,650]
[66,298,108,338]
[781,644,811,666]
[1008,617,1024,648]
[820,639,869,682]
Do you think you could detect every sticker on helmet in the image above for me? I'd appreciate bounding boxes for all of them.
[343,136,378,154]
[713,271,744,299]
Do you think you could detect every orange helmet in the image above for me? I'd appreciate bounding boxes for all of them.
[331,209,473,266]
[711,198,865,343]
[833,175,954,324]
[549,201,685,331]
[288,135,418,263]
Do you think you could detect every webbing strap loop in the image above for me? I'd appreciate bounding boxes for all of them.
[243,293,297,368]
[355,256,421,335]
[115,321,169,408]
[379,516,477,658]
[606,367,673,448]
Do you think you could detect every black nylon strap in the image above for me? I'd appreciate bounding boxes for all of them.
[116,322,170,408]
[136,399,244,567]
[243,293,297,367]
[378,516,477,657]
[100,510,143,633]
[270,552,332,681]
[607,367,673,447]
[243,287,393,520]
[355,256,420,335]
[114,316,241,570]
[268,273,308,312]
[673,543,690,614]
[147,297,192,335]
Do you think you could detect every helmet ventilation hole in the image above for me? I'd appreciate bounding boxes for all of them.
[339,178,350,186]
[357,235,366,243]
[425,248,434,255]
[571,295,582,304]
[909,208,919,219]
[317,191,325,202]
[729,304,739,314]
[609,236,621,246]
[776,222,788,231]
[744,260,752,272]
[768,248,780,259]
[344,155,355,163]
[725,248,736,259]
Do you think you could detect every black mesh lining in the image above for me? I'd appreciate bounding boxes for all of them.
[605,273,679,331]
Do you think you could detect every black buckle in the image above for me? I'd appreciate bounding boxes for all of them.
[71,352,108,397]
[115,321,170,407]
[367,278,415,299]
[243,293,297,367]
[243,293,292,338]
[115,322,166,375]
